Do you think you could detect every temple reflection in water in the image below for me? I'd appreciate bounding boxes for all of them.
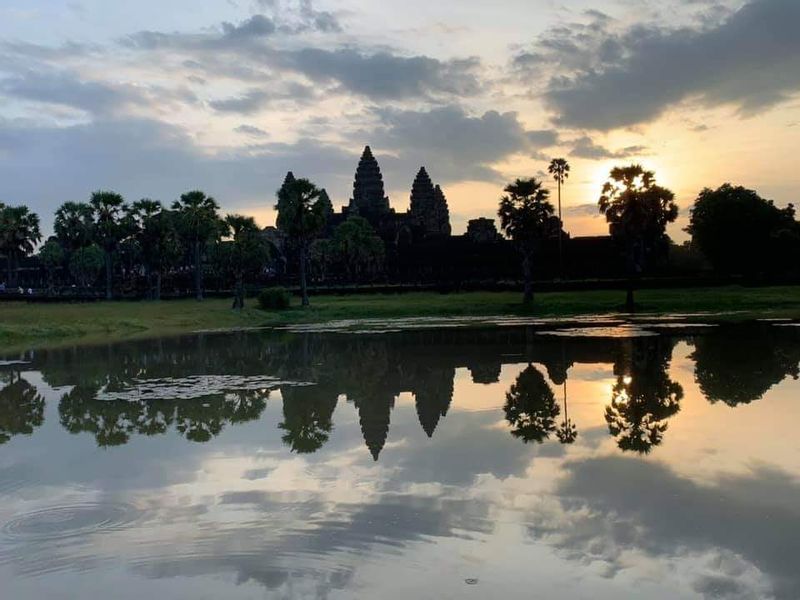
[3,322,799,458]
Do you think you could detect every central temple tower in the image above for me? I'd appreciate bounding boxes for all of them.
[348,146,391,220]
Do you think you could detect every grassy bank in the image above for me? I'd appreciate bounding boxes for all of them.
[1,285,799,353]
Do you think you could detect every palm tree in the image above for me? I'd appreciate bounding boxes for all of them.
[38,238,64,295]
[498,178,557,304]
[548,158,570,279]
[0,204,42,288]
[54,201,94,253]
[223,214,270,310]
[598,165,678,311]
[503,363,560,443]
[275,176,329,306]
[130,199,181,300]
[172,191,223,301]
[89,191,129,300]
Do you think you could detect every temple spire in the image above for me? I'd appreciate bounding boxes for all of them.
[350,145,390,219]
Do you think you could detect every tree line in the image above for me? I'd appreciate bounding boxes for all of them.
[500,159,800,309]
[1,161,799,308]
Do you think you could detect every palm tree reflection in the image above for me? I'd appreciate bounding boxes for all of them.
[605,339,683,454]
[504,364,560,444]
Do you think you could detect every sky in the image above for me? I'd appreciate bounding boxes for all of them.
[0,0,798,240]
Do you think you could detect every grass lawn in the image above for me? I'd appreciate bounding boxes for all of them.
[1,285,799,353]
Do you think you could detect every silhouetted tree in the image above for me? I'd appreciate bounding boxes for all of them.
[504,364,560,443]
[598,165,678,311]
[0,372,45,444]
[278,386,338,454]
[130,199,182,300]
[222,214,271,309]
[330,216,385,282]
[38,238,64,294]
[0,204,41,287]
[691,324,800,406]
[548,158,570,279]
[687,183,799,276]
[172,190,224,300]
[498,178,557,304]
[275,175,329,306]
[54,201,94,254]
[555,382,578,444]
[89,191,130,299]
[605,338,683,454]
[69,244,104,288]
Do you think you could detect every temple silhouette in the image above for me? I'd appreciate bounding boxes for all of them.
[264,146,612,283]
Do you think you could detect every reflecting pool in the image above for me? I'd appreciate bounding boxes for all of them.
[1,320,799,599]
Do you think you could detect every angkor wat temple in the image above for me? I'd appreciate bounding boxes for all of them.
[267,145,626,283]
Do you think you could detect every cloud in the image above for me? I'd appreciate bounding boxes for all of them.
[0,116,357,233]
[540,456,800,599]
[532,0,800,129]
[373,105,537,182]
[208,83,315,113]
[234,124,268,137]
[568,135,648,159]
[527,129,559,147]
[276,48,481,100]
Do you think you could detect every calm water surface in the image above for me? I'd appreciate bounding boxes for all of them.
[1,320,799,599]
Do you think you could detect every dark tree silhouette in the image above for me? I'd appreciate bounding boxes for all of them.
[278,386,338,454]
[504,364,560,443]
[605,338,683,454]
[221,214,271,309]
[89,191,130,300]
[0,204,41,287]
[330,216,385,282]
[130,199,182,300]
[275,174,329,306]
[598,165,678,311]
[0,372,45,444]
[548,158,570,279]
[54,201,94,253]
[172,190,224,301]
[38,238,64,295]
[691,324,800,406]
[687,183,799,276]
[555,382,578,444]
[498,178,558,304]
[68,244,104,288]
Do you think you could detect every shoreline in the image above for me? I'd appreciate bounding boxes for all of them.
[2,285,800,354]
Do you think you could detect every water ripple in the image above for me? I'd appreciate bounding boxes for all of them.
[1,502,145,542]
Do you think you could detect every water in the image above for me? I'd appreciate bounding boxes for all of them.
[1,320,799,599]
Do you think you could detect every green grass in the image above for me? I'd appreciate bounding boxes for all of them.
[1,285,799,353]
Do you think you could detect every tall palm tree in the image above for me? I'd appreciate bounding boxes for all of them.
[54,201,94,253]
[598,165,678,311]
[497,178,557,304]
[90,191,129,300]
[548,158,570,279]
[275,177,329,306]
[131,199,181,300]
[172,191,223,301]
[223,214,270,310]
[0,204,42,288]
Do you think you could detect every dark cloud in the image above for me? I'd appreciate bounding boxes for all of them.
[568,135,648,159]
[0,117,356,233]
[276,48,481,100]
[234,124,268,137]
[535,0,800,129]
[220,14,276,39]
[373,105,535,182]
[209,82,315,113]
[527,129,559,147]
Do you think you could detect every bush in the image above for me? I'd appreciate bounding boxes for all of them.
[257,287,291,310]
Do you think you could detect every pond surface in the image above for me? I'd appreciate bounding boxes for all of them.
[1,320,799,599]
